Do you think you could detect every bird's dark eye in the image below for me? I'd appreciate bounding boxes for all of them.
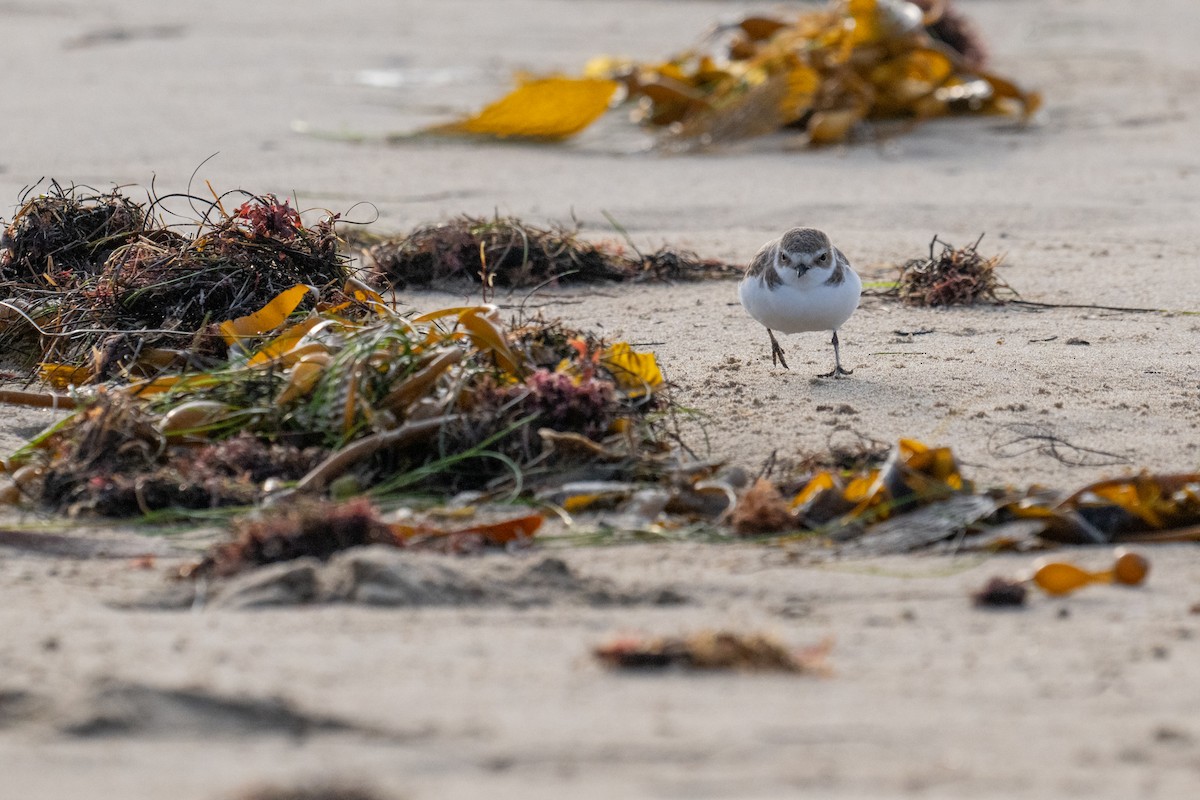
[818,252,828,263]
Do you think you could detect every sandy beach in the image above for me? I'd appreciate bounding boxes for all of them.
[3,1,1200,797]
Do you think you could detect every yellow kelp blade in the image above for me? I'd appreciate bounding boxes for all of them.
[380,348,463,414]
[246,318,328,367]
[638,78,712,126]
[274,354,332,407]
[124,374,188,398]
[665,63,818,144]
[976,69,1043,118]
[411,305,522,376]
[848,0,923,45]
[219,284,314,346]
[869,48,957,115]
[791,471,836,509]
[601,342,664,397]
[428,77,618,140]
[39,363,91,390]
[343,277,389,313]
[458,307,523,376]
[1064,473,1200,531]
[807,108,866,144]
[411,305,490,324]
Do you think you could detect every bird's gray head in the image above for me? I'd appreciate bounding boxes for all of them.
[776,227,834,276]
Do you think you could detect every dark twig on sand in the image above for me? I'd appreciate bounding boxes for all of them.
[987,423,1129,468]
[1010,300,1171,314]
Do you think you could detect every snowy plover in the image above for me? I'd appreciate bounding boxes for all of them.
[738,227,861,377]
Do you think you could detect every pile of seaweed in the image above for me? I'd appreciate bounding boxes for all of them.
[356,216,741,290]
[419,0,1039,147]
[0,181,744,519]
[890,234,1015,306]
[0,182,350,377]
[2,289,677,516]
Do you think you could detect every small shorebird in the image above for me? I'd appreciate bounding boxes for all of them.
[738,227,861,377]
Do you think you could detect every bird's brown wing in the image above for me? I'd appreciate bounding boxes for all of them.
[745,241,782,289]
[823,248,850,286]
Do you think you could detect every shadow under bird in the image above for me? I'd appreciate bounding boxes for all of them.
[738,227,861,377]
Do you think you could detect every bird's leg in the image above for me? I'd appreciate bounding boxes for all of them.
[818,330,853,378]
[767,329,789,370]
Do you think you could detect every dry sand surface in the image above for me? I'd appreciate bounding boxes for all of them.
[3,0,1200,798]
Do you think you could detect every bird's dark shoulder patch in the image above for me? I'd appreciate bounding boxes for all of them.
[745,241,783,289]
[823,248,851,286]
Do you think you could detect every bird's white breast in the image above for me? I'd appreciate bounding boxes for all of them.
[739,263,861,333]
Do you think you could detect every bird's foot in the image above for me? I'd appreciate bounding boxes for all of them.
[771,344,790,370]
[818,365,853,379]
[767,330,790,370]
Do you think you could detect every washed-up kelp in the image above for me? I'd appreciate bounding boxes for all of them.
[594,631,833,673]
[187,498,545,577]
[973,548,1150,606]
[0,181,150,285]
[3,289,671,516]
[0,184,350,374]
[545,437,1200,554]
[717,439,1200,554]
[357,215,741,290]
[1008,473,1200,545]
[888,234,1015,306]
[430,0,1039,147]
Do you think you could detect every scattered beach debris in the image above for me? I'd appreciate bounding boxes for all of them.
[1013,474,1200,545]
[841,493,1001,555]
[186,499,546,578]
[189,498,397,578]
[711,441,1200,554]
[424,0,1039,147]
[789,438,973,531]
[391,510,544,554]
[972,548,1149,607]
[594,631,833,673]
[730,477,795,535]
[971,576,1027,608]
[2,183,1198,567]
[889,234,1015,306]
[356,215,740,290]
[794,429,892,475]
